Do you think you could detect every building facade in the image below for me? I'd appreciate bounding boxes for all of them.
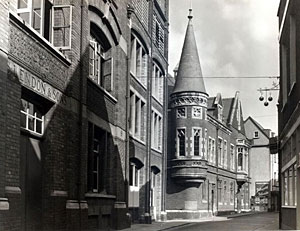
[127,0,169,223]
[166,10,251,220]
[278,0,300,229]
[244,117,279,212]
[0,0,169,230]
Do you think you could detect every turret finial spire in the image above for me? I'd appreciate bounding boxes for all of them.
[188,8,193,19]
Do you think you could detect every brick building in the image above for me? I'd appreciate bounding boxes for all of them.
[244,117,279,212]
[166,9,250,219]
[0,0,169,230]
[277,0,300,229]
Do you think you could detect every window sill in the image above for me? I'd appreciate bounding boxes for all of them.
[130,72,147,90]
[281,205,296,209]
[129,186,139,192]
[130,134,146,146]
[87,78,117,104]
[85,193,116,199]
[151,147,162,154]
[9,11,71,66]
[152,94,163,106]
[20,128,44,140]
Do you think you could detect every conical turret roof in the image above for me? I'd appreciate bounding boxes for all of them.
[172,9,207,95]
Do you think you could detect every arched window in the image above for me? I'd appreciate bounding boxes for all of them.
[152,61,164,103]
[89,24,113,92]
[238,151,243,171]
[131,34,148,87]
[177,128,186,156]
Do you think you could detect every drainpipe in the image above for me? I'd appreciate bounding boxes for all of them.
[144,0,154,223]
[125,2,134,214]
[77,0,85,229]
[216,124,219,214]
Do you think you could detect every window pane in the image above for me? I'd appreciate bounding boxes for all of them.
[19,12,30,24]
[135,168,139,187]
[18,0,28,8]
[28,116,34,131]
[129,164,133,186]
[20,113,27,129]
[36,119,42,134]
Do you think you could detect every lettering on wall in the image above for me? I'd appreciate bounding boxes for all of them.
[8,60,67,105]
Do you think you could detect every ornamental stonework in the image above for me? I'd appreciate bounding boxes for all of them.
[171,95,208,108]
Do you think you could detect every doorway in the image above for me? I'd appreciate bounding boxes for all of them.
[20,134,42,230]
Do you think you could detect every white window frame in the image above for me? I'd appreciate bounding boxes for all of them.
[253,131,259,139]
[192,106,202,119]
[51,5,72,50]
[223,140,228,168]
[192,127,202,157]
[151,108,162,152]
[129,162,139,191]
[17,0,45,35]
[218,137,223,167]
[152,62,164,103]
[230,144,235,171]
[20,99,44,135]
[131,35,148,87]
[129,88,146,143]
[176,127,186,157]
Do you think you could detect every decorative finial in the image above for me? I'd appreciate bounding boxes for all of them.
[188,8,193,19]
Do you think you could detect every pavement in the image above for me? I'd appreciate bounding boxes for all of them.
[122,211,278,231]
[122,216,228,231]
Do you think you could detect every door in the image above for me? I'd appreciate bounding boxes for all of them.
[20,135,42,231]
[211,184,216,215]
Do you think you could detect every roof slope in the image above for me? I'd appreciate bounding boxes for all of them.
[172,9,207,95]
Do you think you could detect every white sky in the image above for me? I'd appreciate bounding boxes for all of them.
[169,0,280,134]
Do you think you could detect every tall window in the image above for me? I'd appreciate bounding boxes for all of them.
[89,33,113,91]
[20,99,44,135]
[129,163,139,188]
[17,0,72,49]
[218,138,223,167]
[218,180,222,204]
[129,90,146,142]
[193,128,201,156]
[131,34,148,86]
[151,111,162,151]
[230,182,234,204]
[237,147,243,171]
[202,180,207,202]
[223,140,227,168]
[88,123,109,193]
[224,181,227,204]
[208,137,215,164]
[230,144,235,170]
[152,62,164,103]
[177,129,186,156]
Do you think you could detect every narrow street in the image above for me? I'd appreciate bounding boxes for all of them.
[166,212,278,231]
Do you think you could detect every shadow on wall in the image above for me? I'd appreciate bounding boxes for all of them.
[10,41,129,230]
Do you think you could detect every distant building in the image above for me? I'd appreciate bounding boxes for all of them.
[244,117,279,212]
[166,9,251,220]
[278,0,300,229]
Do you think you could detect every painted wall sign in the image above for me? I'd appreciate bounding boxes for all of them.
[8,60,67,105]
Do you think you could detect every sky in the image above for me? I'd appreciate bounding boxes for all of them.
[169,0,280,134]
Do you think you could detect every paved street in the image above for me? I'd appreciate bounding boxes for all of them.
[125,212,279,231]
[166,212,279,231]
